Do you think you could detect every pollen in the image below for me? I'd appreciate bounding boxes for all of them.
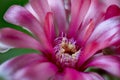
[54,37,80,67]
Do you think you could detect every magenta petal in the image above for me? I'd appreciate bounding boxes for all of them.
[44,12,55,43]
[4,5,53,51]
[79,0,105,41]
[111,44,120,55]
[105,5,120,19]
[84,55,120,77]
[30,0,50,23]
[102,0,120,8]
[87,16,120,46]
[25,4,39,20]
[0,28,42,51]
[14,62,58,80]
[0,54,48,75]
[4,5,43,32]
[68,0,91,37]
[82,0,105,26]
[52,72,64,80]
[77,20,95,45]
[48,0,68,33]
[78,16,120,66]
[63,68,104,80]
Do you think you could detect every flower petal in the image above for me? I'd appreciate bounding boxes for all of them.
[4,5,53,52]
[78,0,105,42]
[105,5,120,19]
[44,12,55,44]
[82,0,105,26]
[62,68,104,80]
[30,0,50,24]
[101,0,120,8]
[78,16,120,66]
[0,42,11,53]
[84,55,120,77]
[110,44,120,55]
[0,28,42,51]
[0,53,48,79]
[13,62,58,80]
[68,0,91,37]
[48,0,68,33]
[77,20,95,45]
[25,4,39,20]
[87,16,120,47]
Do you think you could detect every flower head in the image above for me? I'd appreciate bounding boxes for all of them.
[0,0,120,80]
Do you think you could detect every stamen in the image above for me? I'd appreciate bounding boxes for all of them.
[54,36,80,67]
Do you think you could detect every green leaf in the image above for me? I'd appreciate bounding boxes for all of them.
[0,48,40,64]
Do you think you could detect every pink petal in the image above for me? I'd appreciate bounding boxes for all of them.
[78,16,120,66]
[111,44,120,55]
[52,72,64,80]
[13,62,58,80]
[84,55,120,77]
[105,5,120,19]
[62,68,104,80]
[44,12,55,43]
[87,16,120,46]
[4,5,53,52]
[101,0,120,8]
[30,0,50,24]
[0,28,42,51]
[78,0,105,41]
[68,0,91,37]
[77,20,95,45]
[0,54,48,75]
[25,4,39,21]
[0,42,11,53]
[82,0,105,27]
[115,47,120,55]
[48,0,68,33]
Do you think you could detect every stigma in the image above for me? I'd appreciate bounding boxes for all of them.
[54,36,80,68]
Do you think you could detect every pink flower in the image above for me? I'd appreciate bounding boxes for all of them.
[0,0,120,80]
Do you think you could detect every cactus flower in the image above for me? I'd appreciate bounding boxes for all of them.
[0,0,120,80]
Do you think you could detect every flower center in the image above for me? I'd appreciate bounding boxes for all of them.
[54,36,80,68]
